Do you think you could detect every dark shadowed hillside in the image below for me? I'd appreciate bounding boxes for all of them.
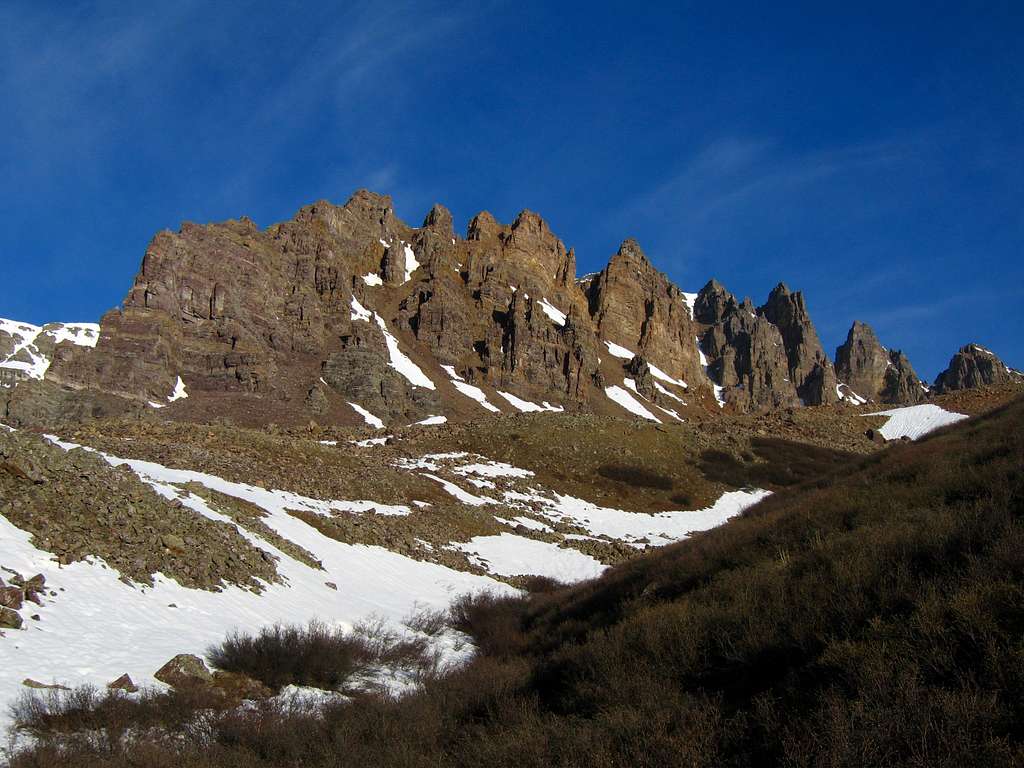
[9,396,1024,767]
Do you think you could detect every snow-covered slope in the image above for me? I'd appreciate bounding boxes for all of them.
[864,404,968,440]
[0,432,769,726]
[0,318,99,382]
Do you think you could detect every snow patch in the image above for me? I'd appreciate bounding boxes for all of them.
[168,376,188,403]
[362,273,383,286]
[351,436,391,447]
[537,298,567,326]
[604,385,661,422]
[836,382,867,406]
[0,443,511,727]
[350,297,372,322]
[402,244,420,284]
[604,340,634,360]
[414,415,447,426]
[654,381,687,405]
[349,299,435,390]
[697,336,726,407]
[348,402,385,429]
[0,319,100,380]
[864,404,968,441]
[495,391,564,413]
[680,292,698,320]
[602,340,686,389]
[420,473,493,506]
[442,365,501,413]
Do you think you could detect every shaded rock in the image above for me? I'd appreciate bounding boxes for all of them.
[693,279,735,324]
[211,670,273,701]
[698,290,798,412]
[627,356,657,401]
[758,283,838,406]
[865,428,887,445]
[589,240,703,389]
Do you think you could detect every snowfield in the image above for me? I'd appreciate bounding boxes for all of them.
[0,440,514,731]
[454,534,605,582]
[0,435,770,731]
[865,404,968,440]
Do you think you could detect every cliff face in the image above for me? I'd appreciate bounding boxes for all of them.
[934,344,1024,393]
[757,284,838,406]
[691,280,841,411]
[834,321,927,404]
[587,239,704,390]
[11,189,1016,429]
[40,191,653,425]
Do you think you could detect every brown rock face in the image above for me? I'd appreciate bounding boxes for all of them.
[396,207,600,405]
[933,344,1024,392]
[588,239,704,388]
[834,321,927,404]
[699,294,799,412]
[16,187,967,427]
[757,283,837,406]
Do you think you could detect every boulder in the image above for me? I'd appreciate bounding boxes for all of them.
[22,679,69,690]
[160,533,187,553]
[0,606,22,629]
[0,586,23,610]
[154,654,213,688]
[107,673,139,693]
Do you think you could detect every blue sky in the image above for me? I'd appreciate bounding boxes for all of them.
[1,1,1020,379]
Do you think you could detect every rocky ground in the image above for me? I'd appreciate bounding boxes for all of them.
[2,385,1015,597]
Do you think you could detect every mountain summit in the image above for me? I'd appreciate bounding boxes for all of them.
[1,190,1018,429]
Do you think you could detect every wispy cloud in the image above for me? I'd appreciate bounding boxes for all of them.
[620,135,915,233]
[0,1,481,199]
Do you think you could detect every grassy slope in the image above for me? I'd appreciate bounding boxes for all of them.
[10,396,1024,767]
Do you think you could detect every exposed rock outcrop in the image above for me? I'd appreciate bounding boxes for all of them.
[9,188,1010,428]
[934,344,1024,392]
[0,427,278,590]
[757,283,838,406]
[834,321,927,404]
[698,292,799,412]
[588,239,704,389]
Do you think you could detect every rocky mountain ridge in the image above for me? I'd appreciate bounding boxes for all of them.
[2,189,1020,429]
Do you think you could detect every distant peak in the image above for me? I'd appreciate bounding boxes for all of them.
[422,203,454,236]
[614,238,648,262]
[511,209,548,232]
[345,189,393,208]
[467,211,501,241]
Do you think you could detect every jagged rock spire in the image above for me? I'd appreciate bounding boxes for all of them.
[834,321,926,404]
[758,283,837,405]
